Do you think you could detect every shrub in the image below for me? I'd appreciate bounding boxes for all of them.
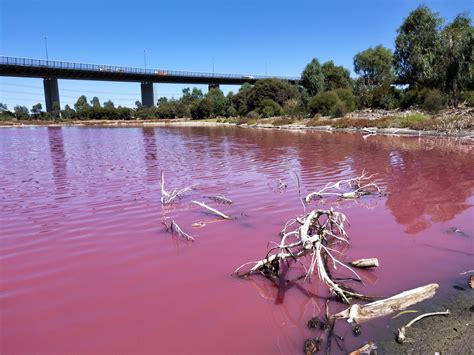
[399,90,419,110]
[462,91,474,107]
[156,102,176,119]
[259,99,283,118]
[283,99,301,117]
[247,110,261,120]
[306,116,330,127]
[420,89,445,113]
[272,117,294,126]
[190,99,212,119]
[333,88,356,112]
[331,101,347,117]
[309,91,340,116]
[399,113,432,129]
[225,106,238,117]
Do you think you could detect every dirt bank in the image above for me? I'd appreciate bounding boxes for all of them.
[375,276,473,354]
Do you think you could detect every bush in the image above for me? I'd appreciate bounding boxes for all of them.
[309,91,340,116]
[399,113,432,129]
[247,110,261,120]
[190,99,212,119]
[272,117,294,126]
[259,99,283,118]
[225,106,238,117]
[333,88,356,112]
[156,102,176,119]
[331,101,348,118]
[283,99,301,117]
[462,91,474,107]
[420,89,445,113]
[399,90,419,110]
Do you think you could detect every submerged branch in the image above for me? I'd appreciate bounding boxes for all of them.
[191,200,231,220]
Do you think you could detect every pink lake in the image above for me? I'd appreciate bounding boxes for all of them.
[1,126,473,354]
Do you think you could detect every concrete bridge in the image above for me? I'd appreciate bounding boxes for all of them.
[0,56,300,111]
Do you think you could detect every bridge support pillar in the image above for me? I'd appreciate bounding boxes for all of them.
[141,82,155,107]
[208,83,220,91]
[43,78,60,112]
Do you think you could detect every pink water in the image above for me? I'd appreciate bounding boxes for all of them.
[1,126,473,354]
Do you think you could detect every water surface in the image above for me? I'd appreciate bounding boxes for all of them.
[1,126,473,354]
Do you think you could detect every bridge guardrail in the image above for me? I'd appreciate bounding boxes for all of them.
[0,56,299,81]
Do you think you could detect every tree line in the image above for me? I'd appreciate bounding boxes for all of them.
[2,5,472,122]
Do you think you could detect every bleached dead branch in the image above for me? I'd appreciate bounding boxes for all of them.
[163,220,194,242]
[350,258,379,268]
[305,171,384,203]
[396,310,450,343]
[235,208,368,304]
[333,283,439,324]
[191,200,231,220]
[160,171,192,205]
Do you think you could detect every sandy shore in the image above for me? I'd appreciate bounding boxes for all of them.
[376,276,473,354]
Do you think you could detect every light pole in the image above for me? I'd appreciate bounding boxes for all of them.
[44,37,49,61]
[144,49,147,70]
[212,56,215,75]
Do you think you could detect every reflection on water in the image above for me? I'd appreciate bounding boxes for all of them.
[0,126,472,355]
[47,127,67,194]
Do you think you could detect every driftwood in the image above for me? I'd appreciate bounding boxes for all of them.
[351,258,379,269]
[206,195,233,205]
[305,172,384,203]
[160,172,192,205]
[333,283,439,324]
[235,208,368,304]
[349,341,377,355]
[163,220,194,242]
[191,200,231,220]
[396,310,450,343]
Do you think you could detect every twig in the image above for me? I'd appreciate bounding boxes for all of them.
[396,310,450,343]
[170,220,194,242]
[160,171,192,205]
[191,200,231,220]
[206,195,233,205]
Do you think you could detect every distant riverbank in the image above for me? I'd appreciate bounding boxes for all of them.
[1,108,473,138]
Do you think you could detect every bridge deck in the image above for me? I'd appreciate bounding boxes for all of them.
[0,56,299,85]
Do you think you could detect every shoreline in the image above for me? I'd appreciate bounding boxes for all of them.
[376,277,473,354]
[1,118,473,138]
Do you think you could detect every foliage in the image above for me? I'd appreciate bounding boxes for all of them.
[14,105,30,120]
[301,58,325,96]
[190,98,212,119]
[309,91,340,116]
[74,95,90,111]
[207,88,227,117]
[31,103,43,116]
[259,99,283,118]
[247,79,297,111]
[333,88,356,112]
[438,13,473,106]
[322,61,352,90]
[283,99,301,117]
[394,5,443,88]
[157,101,176,119]
[462,91,474,107]
[272,117,294,126]
[420,88,446,112]
[354,45,395,86]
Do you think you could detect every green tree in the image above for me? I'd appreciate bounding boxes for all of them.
[190,98,212,119]
[14,105,30,120]
[354,45,395,87]
[207,88,226,117]
[439,13,473,106]
[74,95,90,111]
[157,97,168,105]
[394,5,443,88]
[301,58,325,96]
[259,99,283,118]
[322,61,352,90]
[31,103,43,117]
[156,101,176,118]
[90,96,101,108]
[247,78,297,110]
[232,83,252,116]
[191,88,204,100]
[0,103,7,112]
[61,104,76,120]
[103,100,115,109]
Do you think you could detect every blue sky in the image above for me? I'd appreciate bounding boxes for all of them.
[1,0,471,110]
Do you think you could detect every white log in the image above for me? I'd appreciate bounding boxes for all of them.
[350,258,379,268]
[191,200,231,220]
[333,283,439,324]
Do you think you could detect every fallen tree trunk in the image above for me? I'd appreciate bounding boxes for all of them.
[333,283,439,324]
[350,258,379,268]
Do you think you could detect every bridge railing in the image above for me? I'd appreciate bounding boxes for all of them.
[0,56,299,81]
